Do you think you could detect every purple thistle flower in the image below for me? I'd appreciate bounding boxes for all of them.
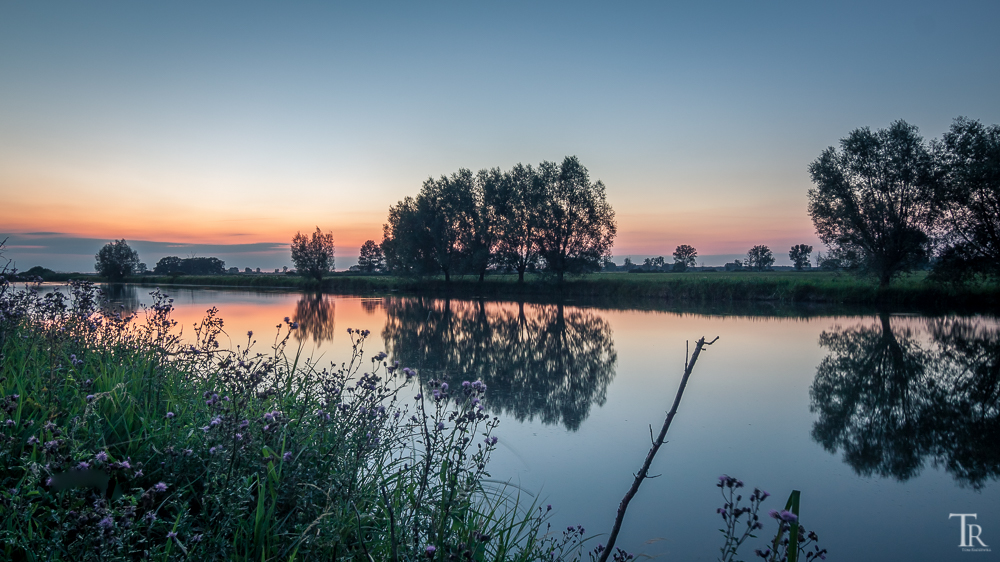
[768,509,780,519]
[425,545,436,556]
[165,412,175,419]
[95,451,108,462]
[98,516,114,530]
[154,482,168,493]
[27,436,39,445]
[283,451,292,462]
[167,531,177,539]
[77,461,90,470]
[779,510,798,523]
[134,470,143,477]
[86,395,95,402]
[436,422,445,431]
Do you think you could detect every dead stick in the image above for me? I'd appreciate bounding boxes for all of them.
[598,336,719,562]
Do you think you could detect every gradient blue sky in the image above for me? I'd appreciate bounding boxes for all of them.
[2,1,998,271]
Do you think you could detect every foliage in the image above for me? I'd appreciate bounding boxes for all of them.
[788,245,813,271]
[95,239,140,281]
[808,120,936,288]
[536,157,617,281]
[746,245,775,272]
[673,245,698,272]
[493,164,545,282]
[715,476,826,562]
[357,240,385,273]
[931,117,1000,282]
[291,227,335,282]
[0,281,583,561]
[382,156,616,283]
[153,256,226,276]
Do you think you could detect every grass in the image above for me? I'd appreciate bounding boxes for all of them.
[0,280,588,561]
[68,270,1000,311]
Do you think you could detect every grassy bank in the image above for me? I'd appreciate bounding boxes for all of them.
[0,281,584,561]
[104,271,1000,311]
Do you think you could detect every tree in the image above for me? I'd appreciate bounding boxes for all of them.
[535,157,617,281]
[291,227,335,282]
[932,117,1000,281]
[417,170,477,282]
[153,256,184,275]
[357,240,385,273]
[789,244,813,270]
[493,164,545,282]
[745,245,774,271]
[95,239,140,281]
[382,196,434,276]
[808,120,936,288]
[672,245,697,272]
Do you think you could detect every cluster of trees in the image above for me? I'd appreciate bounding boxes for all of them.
[152,256,226,276]
[381,156,616,282]
[809,117,1000,287]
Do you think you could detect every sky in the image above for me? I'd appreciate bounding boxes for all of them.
[2,1,999,271]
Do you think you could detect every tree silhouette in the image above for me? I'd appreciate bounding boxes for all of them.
[291,228,335,282]
[381,298,617,430]
[808,120,935,288]
[357,240,385,273]
[788,244,813,270]
[672,245,697,272]
[745,245,774,271]
[535,157,617,282]
[493,163,545,282]
[95,239,140,281]
[810,315,1000,488]
[932,117,1000,282]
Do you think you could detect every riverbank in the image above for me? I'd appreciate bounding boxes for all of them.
[50,271,1000,310]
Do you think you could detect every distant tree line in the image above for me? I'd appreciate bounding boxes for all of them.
[381,156,616,282]
[153,256,226,276]
[809,117,1000,287]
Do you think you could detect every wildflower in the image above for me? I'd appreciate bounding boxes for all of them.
[779,510,798,523]
[134,470,143,477]
[154,482,168,493]
[284,316,290,323]
[95,451,108,462]
[167,531,177,539]
[210,416,221,427]
[86,395,95,402]
[283,451,292,462]
[209,446,218,455]
[165,412,175,419]
[440,382,448,391]
[98,516,114,530]
[77,461,90,470]
[27,436,39,445]
[768,509,780,519]
[120,460,131,469]
[425,545,436,557]
[436,422,445,431]
[290,322,298,330]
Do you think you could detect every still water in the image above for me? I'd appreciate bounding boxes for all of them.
[93,285,1000,559]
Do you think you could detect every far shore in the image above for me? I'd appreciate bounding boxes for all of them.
[21,270,1000,312]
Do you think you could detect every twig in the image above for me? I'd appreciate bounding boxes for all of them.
[598,336,719,562]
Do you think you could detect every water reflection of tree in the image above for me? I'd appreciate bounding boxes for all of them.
[381,298,617,431]
[810,314,1000,488]
[101,284,140,316]
[293,293,336,344]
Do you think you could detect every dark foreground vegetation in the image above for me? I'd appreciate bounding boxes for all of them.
[0,278,593,561]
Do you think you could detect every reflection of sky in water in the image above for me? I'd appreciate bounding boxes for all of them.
[30,284,1000,560]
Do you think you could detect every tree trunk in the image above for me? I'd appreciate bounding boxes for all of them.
[444,268,450,283]
[517,265,525,283]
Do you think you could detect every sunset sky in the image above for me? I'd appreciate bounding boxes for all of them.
[2,1,998,271]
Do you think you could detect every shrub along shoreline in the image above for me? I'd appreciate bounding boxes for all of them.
[35,271,1000,311]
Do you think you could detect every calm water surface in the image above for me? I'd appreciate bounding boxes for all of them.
[77,285,1000,560]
